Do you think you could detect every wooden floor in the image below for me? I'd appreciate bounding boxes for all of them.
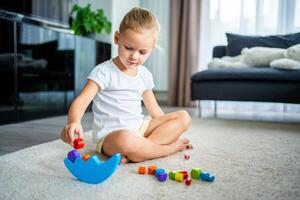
[0,103,299,156]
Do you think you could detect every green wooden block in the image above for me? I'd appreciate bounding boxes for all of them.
[168,171,177,180]
[191,168,202,179]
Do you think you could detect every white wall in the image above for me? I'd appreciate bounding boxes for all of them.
[110,0,140,57]
[140,0,170,91]
[77,0,169,92]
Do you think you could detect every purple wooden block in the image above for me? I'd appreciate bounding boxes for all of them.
[67,150,80,162]
[157,173,168,182]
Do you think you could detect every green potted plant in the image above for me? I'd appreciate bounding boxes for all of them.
[69,4,112,36]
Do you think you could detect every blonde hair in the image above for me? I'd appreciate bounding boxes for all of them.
[119,7,160,34]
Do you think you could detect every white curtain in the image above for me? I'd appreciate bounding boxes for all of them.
[199,0,300,70]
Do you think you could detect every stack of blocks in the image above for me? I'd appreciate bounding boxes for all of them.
[67,139,90,162]
[169,170,192,185]
[138,166,168,182]
[191,168,215,182]
[138,166,215,185]
[67,150,92,163]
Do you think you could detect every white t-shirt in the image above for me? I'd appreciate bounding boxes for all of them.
[87,59,154,142]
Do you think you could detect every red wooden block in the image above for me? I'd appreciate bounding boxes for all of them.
[73,138,85,149]
[185,178,192,185]
[180,171,188,179]
[148,166,157,175]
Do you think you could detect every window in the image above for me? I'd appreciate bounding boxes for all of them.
[295,0,300,28]
[199,0,300,70]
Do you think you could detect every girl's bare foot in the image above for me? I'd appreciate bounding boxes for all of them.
[186,144,193,150]
[169,138,190,154]
[120,156,129,164]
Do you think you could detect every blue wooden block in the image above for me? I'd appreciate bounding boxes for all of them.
[200,172,210,181]
[67,150,80,162]
[207,175,215,182]
[200,172,215,182]
[155,168,165,177]
[64,153,121,184]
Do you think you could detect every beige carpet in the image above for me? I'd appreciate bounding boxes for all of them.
[0,118,300,200]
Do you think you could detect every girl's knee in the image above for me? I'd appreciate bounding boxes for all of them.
[177,110,191,129]
[112,130,139,155]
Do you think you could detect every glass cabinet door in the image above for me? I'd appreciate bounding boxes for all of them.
[0,18,17,124]
[0,11,111,125]
[16,23,75,121]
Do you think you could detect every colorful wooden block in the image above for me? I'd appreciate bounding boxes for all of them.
[185,178,192,185]
[64,153,121,184]
[83,154,91,161]
[200,172,215,182]
[73,138,85,149]
[67,150,81,162]
[200,172,210,181]
[138,166,147,174]
[169,171,176,180]
[155,168,165,177]
[207,175,215,182]
[157,173,168,182]
[148,166,157,175]
[180,171,188,179]
[191,168,202,179]
[175,172,184,182]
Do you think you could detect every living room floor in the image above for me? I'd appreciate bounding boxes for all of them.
[0,101,299,156]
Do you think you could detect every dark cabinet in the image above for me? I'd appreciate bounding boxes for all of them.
[0,15,111,124]
[0,18,75,124]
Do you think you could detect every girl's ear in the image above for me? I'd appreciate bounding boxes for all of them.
[114,31,120,44]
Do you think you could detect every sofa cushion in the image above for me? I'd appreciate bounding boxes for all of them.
[191,68,300,82]
[226,32,300,56]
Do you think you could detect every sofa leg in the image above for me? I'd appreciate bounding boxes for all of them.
[197,101,202,117]
[283,104,287,112]
[214,100,217,118]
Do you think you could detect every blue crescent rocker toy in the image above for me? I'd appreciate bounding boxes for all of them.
[64,150,121,184]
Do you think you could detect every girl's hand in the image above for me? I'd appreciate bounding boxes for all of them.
[61,122,84,146]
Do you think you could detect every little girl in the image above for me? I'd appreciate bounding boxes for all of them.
[61,7,191,163]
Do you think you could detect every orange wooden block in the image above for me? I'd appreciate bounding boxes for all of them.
[148,166,157,175]
[138,166,147,174]
[82,154,91,161]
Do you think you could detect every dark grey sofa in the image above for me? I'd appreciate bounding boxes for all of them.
[191,45,300,115]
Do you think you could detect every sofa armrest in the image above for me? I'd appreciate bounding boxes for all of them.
[213,46,226,58]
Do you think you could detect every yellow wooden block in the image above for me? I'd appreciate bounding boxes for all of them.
[175,172,184,182]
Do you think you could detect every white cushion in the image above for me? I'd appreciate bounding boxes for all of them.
[286,44,300,62]
[270,58,300,70]
[242,47,285,67]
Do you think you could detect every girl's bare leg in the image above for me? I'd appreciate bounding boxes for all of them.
[102,129,190,163]
[144,110,191,145]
